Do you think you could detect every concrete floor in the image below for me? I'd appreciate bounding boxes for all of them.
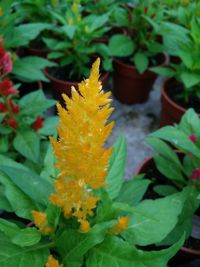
[106,76,164,179]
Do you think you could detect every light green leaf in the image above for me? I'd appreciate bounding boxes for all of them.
[86,235,184,267]
[19,90,56,116]
[13,56,57,82]
[122,191,185,246]
[5,23,52,48]
[61,25,76,39]
[56,221,115,267]
[106,136,126,199]
[116,176,151,205]
[150,66,175,77]
[12,228,41,247]
[133,53,149,74]
[149,126,200,158]
[38,116,58,136]
[109,34,135,57]
[180,71,200,88]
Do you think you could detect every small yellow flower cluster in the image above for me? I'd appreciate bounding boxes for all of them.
[109,216,129,235]
[45,255,63,267]
[50,58,114,232]
[32,211,54,235]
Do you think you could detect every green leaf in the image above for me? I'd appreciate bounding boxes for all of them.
[13,131,40,163]
[86,235,184,267]
[0,171,37,219]
[0,166,53,206]
[122,191,185,246]
[153,185,178,197]
[150,66,175,77]
[56,221,115,267]
[133,53,149,74]
[40,144,57,181]
[180,71,200,88]
[0,232,49,267]
[178,108,200,136]
[19,90,56,116]
[116,176,151,206]
[47,52,64,59]
[149,126,200,158]
[0,136,8,153]
[4,23,52,48]
[106,136,126,199]
[108,34,135,57]
[146,137,185,183]
[46,203,60,228]
[61,25,76,39]
[12,228,41,247]
[38,116,58,136]
[12,56,57,82]
[159,186,200,245]
[0,186,13,212]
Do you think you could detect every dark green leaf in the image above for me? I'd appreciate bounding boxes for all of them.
[0,232,49,267]
[0,166,53,206]
[13,131,40,163]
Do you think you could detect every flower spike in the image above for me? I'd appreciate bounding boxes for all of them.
[49,58,114,231]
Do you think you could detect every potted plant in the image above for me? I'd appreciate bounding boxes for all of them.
[0,41,58,171]
[152,15,200,126]
[0,59,186,266]
[108,0,168,104]
[43,1,111,105]
[137,108,200,265]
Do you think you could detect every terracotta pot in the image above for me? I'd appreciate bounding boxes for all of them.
[113,53,168,105]
[160,79,191,127]
[136,157,200,266]
[44,69,109,106]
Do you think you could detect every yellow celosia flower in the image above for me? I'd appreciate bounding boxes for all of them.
[49,58,114,232]
[45,255,63,267]
[32,211,54,235]
[109,216,129,235]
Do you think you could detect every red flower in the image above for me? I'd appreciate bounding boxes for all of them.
[5,118,17,129]
[0,52,12,74]
[0,102,7,113]
[0,80,19,96]
[189,133,197,143]
[33,116,43,131]
[190,167,200,180]
[9,99,20,114]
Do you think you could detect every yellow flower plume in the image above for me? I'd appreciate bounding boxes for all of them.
[32,211,54,235]
[45,255,63,267]
[49,58,114,232]
[109,216,129,235]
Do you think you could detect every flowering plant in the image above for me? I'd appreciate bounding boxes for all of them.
[43,0,111,80]
[108,0,165,73]
[0,39,57,168]
[152,15,200,104]
[146,108,200,244]
[0,59,186,266]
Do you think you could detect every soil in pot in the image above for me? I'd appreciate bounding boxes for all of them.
[113,53,168,105]
[18,81,43,97]
[160,79,200,126]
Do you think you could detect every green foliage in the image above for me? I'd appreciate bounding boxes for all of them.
[12,56,57,82]
[106,135,126,199]
[122,190,185,246]
[108,34,135,57]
